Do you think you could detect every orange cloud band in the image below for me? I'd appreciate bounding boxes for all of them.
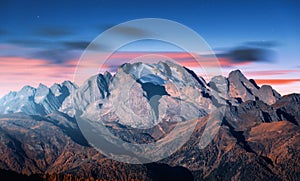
[255,79,300,85]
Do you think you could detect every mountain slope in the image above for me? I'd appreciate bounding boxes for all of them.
[162,94,300,181]
[0,62,298,180]
[0,94,299,180]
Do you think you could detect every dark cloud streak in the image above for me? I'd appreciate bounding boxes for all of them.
[243,41,279,48]
[227,47,275,62]
[29,49,79,64]
[62,41,107,51]
[36,27,73,37]
[98,24,152,37]
[216,42,277,64]
[7,39,47,47]
[62,41,90,50]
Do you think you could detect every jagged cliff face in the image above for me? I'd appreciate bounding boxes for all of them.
[61,61,281,128]
[96,61,211,129]
[0,81,76,115]
[209,69,281,105]
[0,61,281,118]
[59,72,112,117]
[0,62,299,180]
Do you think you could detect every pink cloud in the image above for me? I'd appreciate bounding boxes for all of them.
[245,70,300,76]
[1,52,298,97]
[0,56,77,97]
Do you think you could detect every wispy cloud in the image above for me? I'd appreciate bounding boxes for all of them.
[94,52,252,73]
[245,69,300,76]
[255,79,300,85]
[35,26,73,37]
[229,47,274,62]
[0,43,82,64]
[98,24,152,37]
[217,47,275,63]
[0,56,76,96]
[29,49,80,64]
[62,41,90,50]
[0,39,292,96]
[6,39,47,47]
[61,41,106,51]
[215,40,278,64]
[243,41,279,48]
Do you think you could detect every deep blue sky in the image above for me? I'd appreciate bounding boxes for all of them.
[1,0,300,49]
[0,0,300,95]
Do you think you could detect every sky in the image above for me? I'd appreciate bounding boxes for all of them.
[0,0,300,97]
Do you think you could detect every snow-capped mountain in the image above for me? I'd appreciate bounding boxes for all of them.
[0,81,77,115]
[92,61,212,128]
[0,61,281,124]
[68,61,280,128]
[59,72,112,117]
[0,61,300,180]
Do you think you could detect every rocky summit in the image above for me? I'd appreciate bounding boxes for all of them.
[0,61,299,180]
[0,81,77,115]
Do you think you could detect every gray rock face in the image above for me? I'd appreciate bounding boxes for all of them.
[85,61,214,129]
[34,84,60,115]
[209,69,281,105]
[257,85,281,105]
[208,75,229,94]
[273,93,300,125]
[50,81,77,102]
[228,70,259,101]
[0,82,76,115]
[0,62,281,125]
[61,62,280,129]
[0,86,40,115]
[60,72,111,117]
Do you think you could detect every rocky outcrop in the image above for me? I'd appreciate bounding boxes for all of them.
[209,70,281,105]
[59,72,111,117]
[0,81,76,115]
[96,61,210,129]
[273,93,300,126]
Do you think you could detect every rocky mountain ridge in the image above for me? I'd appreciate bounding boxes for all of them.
[0,61,299,180]
[0,94,299,180]
[0,81,77,115]
[0,62,281,118]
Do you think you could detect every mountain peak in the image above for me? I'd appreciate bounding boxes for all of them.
[20,85,35,91]
[62,80,75,87]
[225,69,281,104]
[228,69,247,80]
[0,62,283,117]
[19,85,36,97]
[0,81,76,115]
[38,83,47,88]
